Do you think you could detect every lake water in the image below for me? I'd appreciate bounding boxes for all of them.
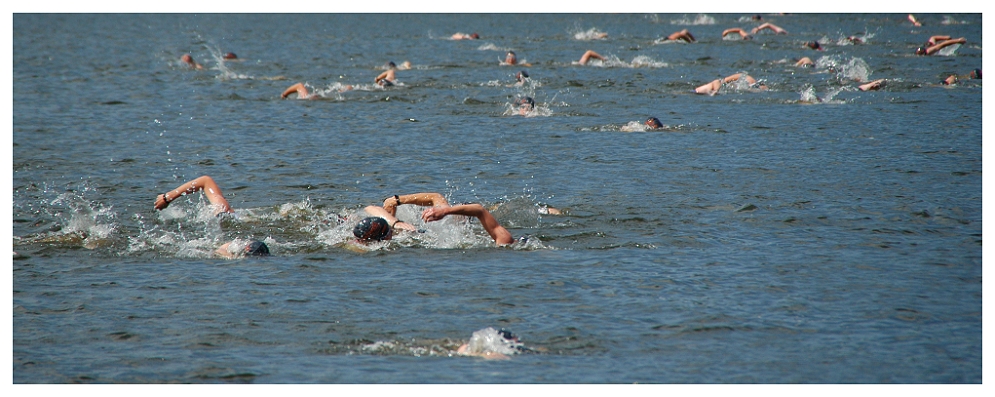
[10,13,983,383]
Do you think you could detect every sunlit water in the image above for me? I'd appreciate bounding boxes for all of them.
[12,13,981,383]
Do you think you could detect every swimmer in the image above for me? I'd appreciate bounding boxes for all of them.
[153,175,270,258]
[969,68,981,79]
[645,117,664,129]
[751,22,788,35]
[941,75,958,85]
[280,82,353,99]
[375,61,398,86]
[858,79,886,91]
[722,28,752,40]
[180,53,203,70]
[457,328,529,360]
[223,52,238,60]
[795,57,814,67]
[501,51,532,67]
[806,41,823,51]
[577,50,605,65]
[516,96,535,115]
[694,73,766,95]
[908,14,923,27]
[665,29,696,43]
[380,192,514,246]
[844,36,864,45]
[514,70,530,86]
[915,37,966,56]
[451,32,480,40]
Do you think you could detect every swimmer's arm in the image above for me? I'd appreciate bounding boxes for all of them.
[382,192,450,216]
[215,242,236,259]
[375,70,389,83]
[155,175,234,215]
[422,204,513,245]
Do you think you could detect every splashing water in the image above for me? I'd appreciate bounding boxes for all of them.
[462,327,523,356]
[571,26,608,41]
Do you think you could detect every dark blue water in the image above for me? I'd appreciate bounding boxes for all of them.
[11,13,982,383]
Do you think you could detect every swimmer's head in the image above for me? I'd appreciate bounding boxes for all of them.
[516,70,529,82]
[806,41,821,50]
[645,117,663,129]
[915,47,927,56]
[223,52,238,60]
[245,240,270,256]
[471,32,480,39]
[354,217,393,242]
[386,61,397,69]
[180,54,194,63]
[517,96,535,113]
[505,51,517,64]
[970,68,982,79]
[497,328,519,343]
[752,14,763,20]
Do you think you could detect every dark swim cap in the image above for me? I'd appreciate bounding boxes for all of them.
[245,240,270,256]
[387,61,397,68]
[646,117,663,129]
[806,41,821,50]
[471,33,480,39]
[517,70,529,81]
[354,217,392,241]
[223,52,238,59]
[518,96,535,110]
[971,68,981,79]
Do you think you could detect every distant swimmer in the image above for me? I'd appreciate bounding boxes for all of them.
[664,29,696,43]
[451,32,480,40]
[941,75,958,85]
[280,82,353,99]
[805,40,824,51]
[180,53,203,70]
[751,22,788,35]
[858,79,886,91]
[456,328,532,360]
[915,37,966,56]
[223,52,238,60]
[514,70,530,86]
[502,51,532,67]
[375,61,399,86]
[645,117,664,129]
[379,192,516,246]
[908,14,923,27]
[694,73,766,95]
[516,96,535,115]
[722,28,752,40]
[970,68,981,79]
[577,50,605,65]
[153,175,270,258]
[795,57,814,67]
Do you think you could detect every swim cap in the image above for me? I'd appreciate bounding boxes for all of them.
[806,41,821,50]
[471,33,480,39]
[518,96,535,110]
[354,217,392,241]
[223,52,238,59]
[915,47,927,55]
[387,61,397,69]
[646,117,663,129]
[517,70,530,81]
[245,240,270,256]
[971,68,982,79]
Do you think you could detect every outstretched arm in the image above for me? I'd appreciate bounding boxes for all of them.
[578,50,604,65]
[155,175,234,215]
[382,192,451,216]
[421,204,514,245]
[281,82,310,99]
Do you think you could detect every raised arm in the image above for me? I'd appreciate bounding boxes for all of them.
[382,192,451,216]
[421,204,514,246]
[155,175,234,215]
[281,82,310,99]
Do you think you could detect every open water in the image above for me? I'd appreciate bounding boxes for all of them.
[10,13,983,383]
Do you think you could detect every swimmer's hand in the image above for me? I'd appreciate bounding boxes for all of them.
[421,207,450,223]
[392,220,418,232]
[155,194,171,210]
